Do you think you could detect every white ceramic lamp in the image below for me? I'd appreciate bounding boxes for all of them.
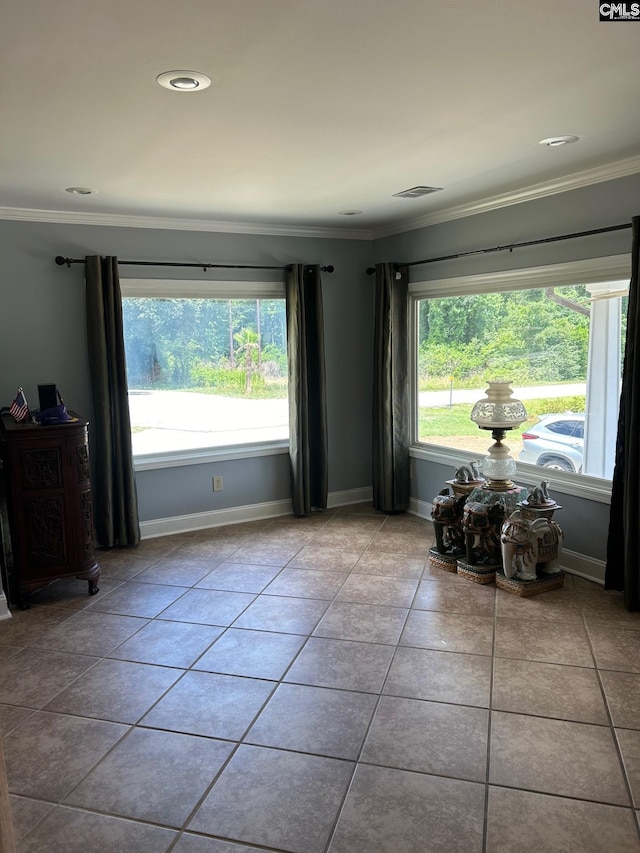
[470,380,527,491]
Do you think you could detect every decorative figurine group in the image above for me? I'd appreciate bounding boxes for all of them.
[430,463,564,596]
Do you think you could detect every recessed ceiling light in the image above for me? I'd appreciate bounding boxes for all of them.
[157,70,212,91]
[338,209,363,216]
[538,135,580,147]
[65,187,96,195]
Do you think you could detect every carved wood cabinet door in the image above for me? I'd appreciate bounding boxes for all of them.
[0,413,100,607]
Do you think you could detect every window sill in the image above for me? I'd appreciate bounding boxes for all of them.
[134,440,290,471]
[410,443,612,505]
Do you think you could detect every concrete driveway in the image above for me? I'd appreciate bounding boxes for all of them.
[128,390,288,454]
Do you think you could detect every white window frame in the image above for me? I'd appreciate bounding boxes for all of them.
[121,278,290,471]
[409,254,631,504]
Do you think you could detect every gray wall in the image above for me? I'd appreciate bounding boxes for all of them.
[1,171,636,557]
[0,220,374,523]
[374,173,640,276]
[374,172,640,564]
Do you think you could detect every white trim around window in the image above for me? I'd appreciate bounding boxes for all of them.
[133,442,289,471]
[408,254,631,297]
[122,277,288,469]
[409,253,631,504]
[121,278,285,299]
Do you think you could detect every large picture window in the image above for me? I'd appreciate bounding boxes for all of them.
[411,257,630,485]
[121,279,288,463]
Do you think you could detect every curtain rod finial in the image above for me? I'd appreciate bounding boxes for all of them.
[366,267,376,275]
[55,256,70,267]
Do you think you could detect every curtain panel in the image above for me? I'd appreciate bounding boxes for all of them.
[605,216,640,609]
[85,256,140,547]
[372,262,410,512]
[286,264,328,516]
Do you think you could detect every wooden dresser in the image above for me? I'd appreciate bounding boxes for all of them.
[0,412,100,608]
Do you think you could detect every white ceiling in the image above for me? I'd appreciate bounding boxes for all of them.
[2,0,640,237]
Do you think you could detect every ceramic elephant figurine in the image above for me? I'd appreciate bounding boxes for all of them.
[431,488,467,555]
[500,509,564,581]
[462,500,504,566]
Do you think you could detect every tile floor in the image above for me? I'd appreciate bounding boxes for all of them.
[1,504,640,852]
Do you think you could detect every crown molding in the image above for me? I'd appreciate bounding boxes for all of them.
[372,154,640,239]
[2,153,640,242]
[0,206,374,241]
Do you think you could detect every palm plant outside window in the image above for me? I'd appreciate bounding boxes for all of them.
[121,282,288,460]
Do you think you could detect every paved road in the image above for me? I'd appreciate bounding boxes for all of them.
[128,383,586,455]
[128,389,288,454]
[419,383,586,407]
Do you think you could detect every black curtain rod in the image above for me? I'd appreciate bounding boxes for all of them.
[55,256,334,273]
[365,222,632,275]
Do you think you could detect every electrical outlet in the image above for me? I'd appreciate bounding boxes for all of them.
[213,475,223,492]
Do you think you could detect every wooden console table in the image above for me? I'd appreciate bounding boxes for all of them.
[0,412,100,608]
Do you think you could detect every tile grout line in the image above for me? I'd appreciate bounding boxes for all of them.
[481,576,499,853]
[322,536,426,853]
[579,596,640,836]
[6,527,283,845]
[5,513,640,850]
[168,513,384,850]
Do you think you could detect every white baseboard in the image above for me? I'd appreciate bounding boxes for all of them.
[409,497,433,520]
[327,487,373,508]
[140,487,373,539]
[559,549,605,585]
[140,499,293,538]
[141,489,605,587]
[409,497,605,586]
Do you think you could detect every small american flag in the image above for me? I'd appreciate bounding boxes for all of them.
[9,387,30,422]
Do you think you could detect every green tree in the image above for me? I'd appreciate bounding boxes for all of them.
[233,327,260,394]
[416,285,591,389]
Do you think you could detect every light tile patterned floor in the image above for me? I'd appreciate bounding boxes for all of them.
[2,504,640,852]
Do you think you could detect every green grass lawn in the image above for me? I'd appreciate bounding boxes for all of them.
[418,396,585,437]
[131,379,288,401]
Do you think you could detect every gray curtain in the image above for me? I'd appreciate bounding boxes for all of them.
[286,264,328,516]
[372,262,410,512]
[85,256,141,547]
[605,216,640,609]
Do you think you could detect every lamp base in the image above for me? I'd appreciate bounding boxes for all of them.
[478,429,520,488]
[483,477,517,492]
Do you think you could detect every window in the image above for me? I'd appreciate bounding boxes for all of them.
[545,420,582,437]
[410,256,631,488]
[121,279,288,465]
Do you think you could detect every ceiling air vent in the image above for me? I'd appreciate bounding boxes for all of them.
[392,186,443,199]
